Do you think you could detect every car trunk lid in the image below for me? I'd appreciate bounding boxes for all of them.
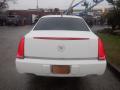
[25,31,98,59]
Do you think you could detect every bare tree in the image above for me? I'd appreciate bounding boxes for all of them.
[0,0,16,11]
[0,0,8,10]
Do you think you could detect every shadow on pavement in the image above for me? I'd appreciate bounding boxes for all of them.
[27,76,88,90]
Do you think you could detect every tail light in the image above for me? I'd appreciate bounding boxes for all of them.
[16,37,24,59]
[98,38,106,60]
[34,37,89,40]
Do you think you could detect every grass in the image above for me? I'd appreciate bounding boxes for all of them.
[98,33,120,68]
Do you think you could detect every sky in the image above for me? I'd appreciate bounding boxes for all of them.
[8,0,112,10]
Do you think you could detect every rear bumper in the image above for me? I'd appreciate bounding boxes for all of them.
[16,58,106,77]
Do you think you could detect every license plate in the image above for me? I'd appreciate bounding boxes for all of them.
[51,65,70,74]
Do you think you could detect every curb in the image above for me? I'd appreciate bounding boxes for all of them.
[107,61,120,78]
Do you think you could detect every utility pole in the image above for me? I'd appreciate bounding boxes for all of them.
[36,0,39,9]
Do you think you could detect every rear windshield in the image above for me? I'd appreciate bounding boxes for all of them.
[34,17,89,31]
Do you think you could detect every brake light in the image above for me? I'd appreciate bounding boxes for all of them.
[34,37,89,40]
[17,37,24,59]
[98,38,106,60]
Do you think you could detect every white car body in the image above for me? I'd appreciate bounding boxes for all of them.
[16,15,106,77]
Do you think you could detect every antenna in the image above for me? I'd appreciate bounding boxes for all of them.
[60,11,63,17]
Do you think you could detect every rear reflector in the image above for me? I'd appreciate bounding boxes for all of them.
[16,37,24,59]
[98,38,106,60]
[34,37,89,40]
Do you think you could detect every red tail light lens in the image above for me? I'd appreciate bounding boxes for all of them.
[17,37,24,59]
[98,38,106,60]
[34,37,89,40]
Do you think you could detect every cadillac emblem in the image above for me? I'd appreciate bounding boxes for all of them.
[57,45,65,52]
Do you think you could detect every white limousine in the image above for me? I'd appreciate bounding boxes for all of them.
[16,15,106,77]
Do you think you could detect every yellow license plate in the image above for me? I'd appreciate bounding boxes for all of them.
[51,65,70,74]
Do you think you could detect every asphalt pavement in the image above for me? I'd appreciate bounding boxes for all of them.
[0,25,120,90]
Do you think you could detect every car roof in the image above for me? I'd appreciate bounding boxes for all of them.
[41,15,83,19]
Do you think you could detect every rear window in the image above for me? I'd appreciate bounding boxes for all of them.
[34,17,89,31]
